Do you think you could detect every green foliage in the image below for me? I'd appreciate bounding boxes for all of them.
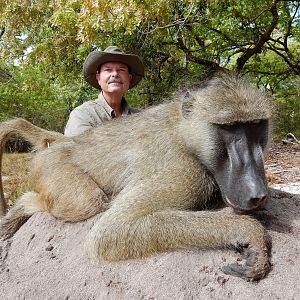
[0,0,299,136]
[0,64,68,131]
[273,79,300,137]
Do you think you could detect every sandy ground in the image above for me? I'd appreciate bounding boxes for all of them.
[0,188,299,300]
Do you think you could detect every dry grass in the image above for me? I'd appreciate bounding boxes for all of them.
[2,152,32,205]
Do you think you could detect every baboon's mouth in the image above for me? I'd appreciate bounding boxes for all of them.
[224,196,262,214]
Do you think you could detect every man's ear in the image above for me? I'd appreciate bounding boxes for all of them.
[96,73,100,81]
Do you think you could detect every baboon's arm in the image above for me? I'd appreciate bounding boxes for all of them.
[87,208,270,281]
[86,181,270,281]
[0,118,67,216]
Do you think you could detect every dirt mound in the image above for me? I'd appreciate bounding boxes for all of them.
[0,188,299,300]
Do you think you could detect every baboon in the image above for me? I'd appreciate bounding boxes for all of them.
[0,74,273,281]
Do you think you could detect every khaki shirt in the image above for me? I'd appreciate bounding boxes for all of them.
[64,93,137,136]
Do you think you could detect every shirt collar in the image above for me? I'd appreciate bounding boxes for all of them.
[96,92,130,117]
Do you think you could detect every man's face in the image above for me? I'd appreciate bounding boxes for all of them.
[96,62,132,95]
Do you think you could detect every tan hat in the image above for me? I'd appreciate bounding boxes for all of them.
[83,46,144,90]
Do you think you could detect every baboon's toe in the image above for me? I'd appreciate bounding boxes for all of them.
[222,263,253,280]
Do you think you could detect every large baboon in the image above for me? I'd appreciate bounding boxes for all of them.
[0,74,273,281]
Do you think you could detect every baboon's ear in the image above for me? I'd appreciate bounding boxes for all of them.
[182,91,195,119]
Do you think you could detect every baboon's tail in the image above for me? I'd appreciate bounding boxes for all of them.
[0,118,66,150]
[0,118,68,216]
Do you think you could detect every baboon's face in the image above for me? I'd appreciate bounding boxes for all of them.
[208,120,269,213]
[181,75,273,213]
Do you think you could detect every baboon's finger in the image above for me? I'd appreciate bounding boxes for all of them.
[222,263,253,280]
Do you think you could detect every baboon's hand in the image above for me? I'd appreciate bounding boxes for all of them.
[222,242,271,281]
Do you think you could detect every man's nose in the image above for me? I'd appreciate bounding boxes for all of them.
[111,70,119,76]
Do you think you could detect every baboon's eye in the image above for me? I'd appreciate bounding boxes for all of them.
[246,119,263,128]
[251,119,261,124]
[220,119,263,129]
[224,122,236,126]
[249,119,263,126]
[219,122,237,129]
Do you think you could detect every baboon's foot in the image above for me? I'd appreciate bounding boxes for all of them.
[222,242,271,281]
[0,220,14,240]
[0,216,29,240]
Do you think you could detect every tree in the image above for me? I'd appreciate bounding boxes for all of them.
[0,0,299,136]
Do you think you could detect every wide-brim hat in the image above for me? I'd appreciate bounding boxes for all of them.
[83,46,144,90]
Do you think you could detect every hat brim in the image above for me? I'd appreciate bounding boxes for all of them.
[83,51,144,90]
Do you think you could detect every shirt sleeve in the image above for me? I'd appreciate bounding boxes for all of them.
[64,107,96,137]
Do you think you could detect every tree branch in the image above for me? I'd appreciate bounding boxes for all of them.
[266,44,300,75]
[175,28,225,71]
[236,0,279,71]
[0,27,5,39]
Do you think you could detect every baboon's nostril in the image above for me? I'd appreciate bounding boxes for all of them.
[249,195,267,208]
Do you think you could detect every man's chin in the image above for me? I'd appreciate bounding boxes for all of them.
[104,89,124,95]
[106,85,129,93]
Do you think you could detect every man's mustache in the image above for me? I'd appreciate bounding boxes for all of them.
[108,78,124,84]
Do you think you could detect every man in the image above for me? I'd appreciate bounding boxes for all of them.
[64,46,144,136]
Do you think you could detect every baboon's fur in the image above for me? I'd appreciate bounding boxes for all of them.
[0,74,274,280]
[0,119,66,214]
